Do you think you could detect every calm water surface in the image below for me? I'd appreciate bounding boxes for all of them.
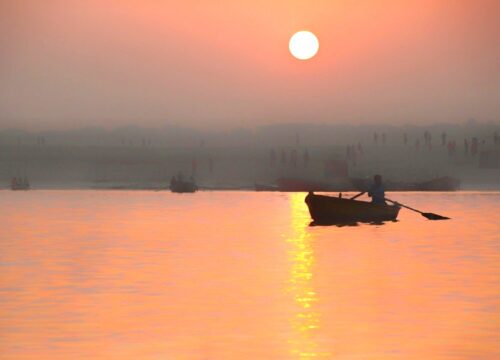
[1,191,499,359]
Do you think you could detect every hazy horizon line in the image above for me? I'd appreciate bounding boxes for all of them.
[2,118,499,134]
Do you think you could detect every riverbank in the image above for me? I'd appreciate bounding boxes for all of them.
[2,144,499,191]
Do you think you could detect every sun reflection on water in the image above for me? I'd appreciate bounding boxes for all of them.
[286,193,330,359]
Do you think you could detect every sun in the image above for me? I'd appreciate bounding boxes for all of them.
[289,31,319,60]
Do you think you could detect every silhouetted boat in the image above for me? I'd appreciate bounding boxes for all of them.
[11,178,30,191]
[11,183,30,191]
[170,180,198,193]
[305,192,400,224]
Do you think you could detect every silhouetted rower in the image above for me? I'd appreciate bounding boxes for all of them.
[368,175,386,205]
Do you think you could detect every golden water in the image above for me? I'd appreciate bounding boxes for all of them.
[1,191,499,359]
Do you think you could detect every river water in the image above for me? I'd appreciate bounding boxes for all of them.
[1,191,499,359]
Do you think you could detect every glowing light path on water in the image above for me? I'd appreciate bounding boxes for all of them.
[286,193,330,359]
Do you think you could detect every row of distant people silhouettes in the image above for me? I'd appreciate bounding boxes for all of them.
[269,148,309,168]
[374,131,499,148]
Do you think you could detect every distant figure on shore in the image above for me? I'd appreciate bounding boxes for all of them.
[303,148,309,167]
[447,141,455,157]
[374,132,378,145]
[382,133,387,145]
[415,139,420,152]
[404,133,408,145]
[353,144,358,161]
[441,132,447,146]
[464,138,469,156]
[208,157,214,174]
[270,149,276,167]
[348,145,357,166]
[494,131,499,146]
[424,130,432,150]
[191,158,198,176]
[368,175,386,205]
[280,149,287,164]
[357,142,363,155]
[471,137,478,156]
[345,145,356,166]
[291,149,297,168]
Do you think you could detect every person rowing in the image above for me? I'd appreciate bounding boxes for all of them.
[349,174,384,202]
[368,174,386,205]
[348,174,449,220]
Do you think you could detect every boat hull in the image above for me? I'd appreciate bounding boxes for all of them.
[11,185,30,191]
[170,181,198,193]
[305,193,400,224]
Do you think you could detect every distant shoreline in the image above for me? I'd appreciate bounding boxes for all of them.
[2,143,499,191]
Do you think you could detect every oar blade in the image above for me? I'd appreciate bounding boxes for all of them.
[422,212,450,220]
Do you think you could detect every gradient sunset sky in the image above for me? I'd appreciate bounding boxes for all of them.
[1,0,498,130]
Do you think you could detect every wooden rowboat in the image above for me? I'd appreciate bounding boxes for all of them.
[170,180,198,193]
[11,183,30,191]
[11,178,30,191]
[305,192,400,224]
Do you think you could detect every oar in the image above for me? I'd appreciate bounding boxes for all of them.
[385,198,450,220]
[350,191,366,200]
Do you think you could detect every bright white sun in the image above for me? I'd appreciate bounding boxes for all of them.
[289,31,319,60]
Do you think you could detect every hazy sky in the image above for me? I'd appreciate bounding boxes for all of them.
[1,0,499,130]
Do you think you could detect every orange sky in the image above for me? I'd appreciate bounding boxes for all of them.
[0,0,499,129]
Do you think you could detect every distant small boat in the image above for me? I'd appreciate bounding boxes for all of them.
[11,178,30,191]
[170,180,198,193]
[11,183,30,191]
[305,192,400,224]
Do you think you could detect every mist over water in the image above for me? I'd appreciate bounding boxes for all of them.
[1,122,499,190]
